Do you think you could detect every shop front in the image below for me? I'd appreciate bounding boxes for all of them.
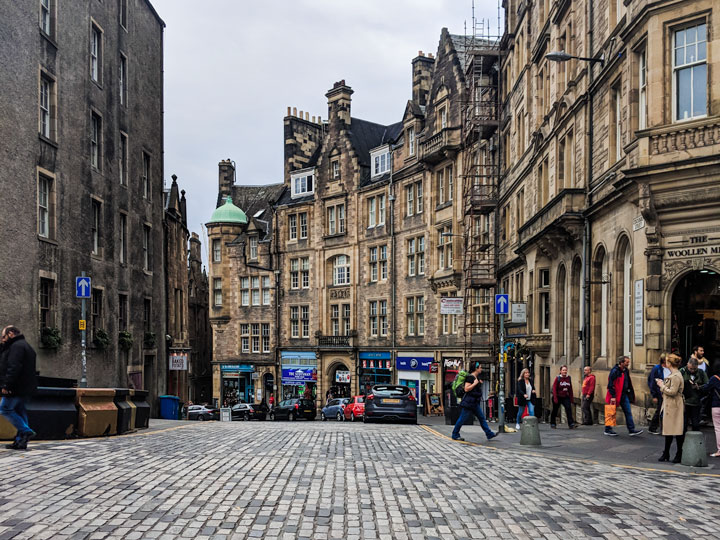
[328,362,352,398]
[359,351,392,396]
[220,364,255,405]
[280,351,318,401]
[396,353,435,414]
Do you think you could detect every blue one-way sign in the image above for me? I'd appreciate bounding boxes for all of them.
[76,276,91,298]
[495,294,509,315]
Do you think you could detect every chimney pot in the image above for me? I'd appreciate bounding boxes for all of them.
[418,50,423,56]
[287,106,291,115]
[293,107,297,116]
[305,112,309,120]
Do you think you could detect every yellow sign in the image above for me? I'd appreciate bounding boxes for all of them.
[503,353,507,363]
[79,320,86,330]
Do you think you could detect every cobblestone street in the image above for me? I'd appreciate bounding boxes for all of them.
[1,421,719,540]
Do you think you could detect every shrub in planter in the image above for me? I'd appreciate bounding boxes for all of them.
[93,328,110,350]
[118,330,134,351]
[40,326,62,349]
[143,331,156,349]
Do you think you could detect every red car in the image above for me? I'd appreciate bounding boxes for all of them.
[343,395,365,421]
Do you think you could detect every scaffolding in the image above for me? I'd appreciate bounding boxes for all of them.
[461,13,502,370]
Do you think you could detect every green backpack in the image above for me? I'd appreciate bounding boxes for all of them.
[452,371,469,398]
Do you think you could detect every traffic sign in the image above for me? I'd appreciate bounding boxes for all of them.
[79,320,86,330]
[495,293,509,314]
[76,276,91,298]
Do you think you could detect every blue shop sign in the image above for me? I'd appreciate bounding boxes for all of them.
[359,352,391,360]
[396,356,434,371]
[221,364,254,372]
[281,366,318,384]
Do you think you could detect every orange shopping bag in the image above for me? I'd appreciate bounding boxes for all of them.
[604,404,617,427]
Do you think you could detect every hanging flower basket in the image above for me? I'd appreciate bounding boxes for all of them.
[40,326,62,349]
[93,328,110,350]
[118,330,134,351]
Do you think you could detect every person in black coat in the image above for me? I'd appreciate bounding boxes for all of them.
[515,368,536,429]
[0,326,37,450]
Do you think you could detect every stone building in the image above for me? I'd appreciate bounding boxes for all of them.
[209,29,499,412]
[207,168,284,406]
[188,232,212,403]
[0,0,167,406]
[498,0,720,422]
[164,175,191,402]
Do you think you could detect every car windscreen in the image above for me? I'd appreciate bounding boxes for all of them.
[372,386,410,397]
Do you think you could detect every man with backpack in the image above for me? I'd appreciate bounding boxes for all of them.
[451,361,497,442]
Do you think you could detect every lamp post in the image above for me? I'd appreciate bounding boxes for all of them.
[545,51,605,65]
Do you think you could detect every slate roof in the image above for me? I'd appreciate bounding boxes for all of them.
[275,186,315,208]
[348,118,403,168]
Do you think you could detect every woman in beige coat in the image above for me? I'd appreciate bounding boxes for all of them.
[656,353,685,463]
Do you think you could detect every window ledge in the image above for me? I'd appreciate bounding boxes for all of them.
[39,29,58,49]
[91,80,103,91]
[39,134,58,148]
[38,236,58,245]
[143,270,153,277]
[435,201,453,211]
[323,232,346,240]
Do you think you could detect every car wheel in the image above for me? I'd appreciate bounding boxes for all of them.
[243,413,250,421]
[199,415,206,421]
[321,412,326,421]
[289,412,295,421]
[363,414,369,424]
[350,411,356,422]
[336,412,343,422]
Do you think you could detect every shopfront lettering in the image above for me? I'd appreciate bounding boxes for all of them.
[666,245,720,259]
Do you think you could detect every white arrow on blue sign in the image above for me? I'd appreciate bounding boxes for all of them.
[76,277,91,298]
[495,294,509,315]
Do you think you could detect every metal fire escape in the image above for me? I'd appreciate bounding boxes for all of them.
[461,21,502,376]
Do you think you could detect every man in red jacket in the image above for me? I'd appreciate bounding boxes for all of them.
[581,366,596,425]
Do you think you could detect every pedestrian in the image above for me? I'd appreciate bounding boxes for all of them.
[0,326,37,450]
[604,355,643,437]
[581,365,596,425]
[451,361,496,442]
[648,353,667,434]
[700,372,720,457]
[680,357,708,432]
[269,394,274,409]
[690,345,708,372]
[515,368,535,430]
[656,353,685,463]
[550,365,576,429]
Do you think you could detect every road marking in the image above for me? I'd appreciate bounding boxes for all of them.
[419,424,720,478]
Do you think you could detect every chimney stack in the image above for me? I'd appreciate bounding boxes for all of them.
[412,53,434,107]
[325,79,353,127]
[218,159,235,202]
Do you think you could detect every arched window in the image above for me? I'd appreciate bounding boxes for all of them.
[333,255,350,286]
[569,257,582,358]
[556,264,567,357]
[615,237,632,357]
[591,246,608,360]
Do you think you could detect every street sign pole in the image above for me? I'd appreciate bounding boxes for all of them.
[80,271,88,388]
[498,288,505,432]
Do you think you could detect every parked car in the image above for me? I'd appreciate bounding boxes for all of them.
[343,395,365,421]
[231,402,268,421]
[321,398,350,421]
[363,385,417,424]
[187,404,219,421]
[270,398,316,421]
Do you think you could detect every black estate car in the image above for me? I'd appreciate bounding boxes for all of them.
[270,398,316,421]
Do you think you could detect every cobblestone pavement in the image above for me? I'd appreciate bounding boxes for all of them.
[1,421,719,540]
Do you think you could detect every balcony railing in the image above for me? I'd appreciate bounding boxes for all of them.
[465,183,498,214]
[518,188,585,248]
[419,127,461,164]
[317,335,353,348]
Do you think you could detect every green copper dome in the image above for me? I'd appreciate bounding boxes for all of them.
[208,196,248,224]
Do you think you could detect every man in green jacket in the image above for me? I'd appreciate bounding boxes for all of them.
[681,357,708,432]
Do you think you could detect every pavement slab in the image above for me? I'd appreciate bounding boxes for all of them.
[0,420,718,539]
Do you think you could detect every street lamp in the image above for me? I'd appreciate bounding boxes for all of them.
[545,51,604,65]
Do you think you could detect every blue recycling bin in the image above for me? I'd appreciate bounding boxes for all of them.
[159,395,180,420]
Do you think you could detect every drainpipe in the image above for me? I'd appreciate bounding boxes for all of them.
[389,145,396,358]
[582,0,595,369]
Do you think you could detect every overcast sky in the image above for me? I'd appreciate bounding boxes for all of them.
[151,0,502,254]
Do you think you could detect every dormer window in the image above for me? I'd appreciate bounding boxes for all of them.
[371,146,391,177]
[332,160,340,179]
[291,168,315,198]
[408,127,416,156]
[249,236,258,260]
[440,107,447,129]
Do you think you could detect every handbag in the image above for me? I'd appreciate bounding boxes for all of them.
[513,396,518,407]
[521,405,529,419]
[604,404,617,427]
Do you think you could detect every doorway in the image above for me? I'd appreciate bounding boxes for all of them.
[671,270,720,369]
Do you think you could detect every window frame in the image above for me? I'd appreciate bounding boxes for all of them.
[672,21,708,123]
[119,132,128,186]
[90,112,102,170]
[291,169,315,198]
[213,277,222,307]
[90,23,103,84]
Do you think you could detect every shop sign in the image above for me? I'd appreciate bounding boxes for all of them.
[220,364,254,372]
[359,352,391,360]
[665,236,720,259]
[443,358,462,370]
[396,356,434,371]
[440,297,464,315]
[335,370,351,383]
[634,279,644,346]
[169,352,188,371]
[430,363,439,373]
[282,366,318,383]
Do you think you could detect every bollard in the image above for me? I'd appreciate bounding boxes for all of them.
[520,415,541,446]
[27,387,77,439]
[681,431,708,467]
[76,388,118,437]
[131,389,150,429]
[114,389,136,435]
